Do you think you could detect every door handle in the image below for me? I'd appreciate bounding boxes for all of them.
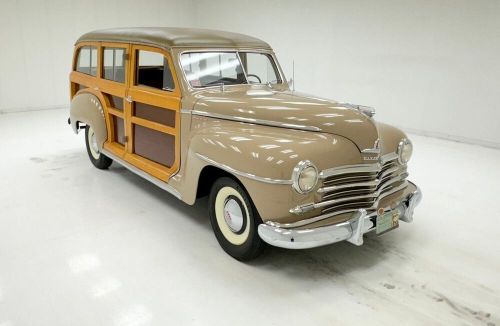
[125,95,132,103]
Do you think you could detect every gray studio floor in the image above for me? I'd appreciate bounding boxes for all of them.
[0,109,499,326]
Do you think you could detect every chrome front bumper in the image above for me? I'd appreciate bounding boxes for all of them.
[258,184,422,249]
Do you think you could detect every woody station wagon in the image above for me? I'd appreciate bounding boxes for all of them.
[69,27,422,260]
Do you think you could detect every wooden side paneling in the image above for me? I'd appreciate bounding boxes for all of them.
[70,41,181,182]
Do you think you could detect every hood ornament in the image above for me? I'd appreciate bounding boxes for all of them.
[356,105,375,118]
[362,139,382,161]
[337,103,376,118]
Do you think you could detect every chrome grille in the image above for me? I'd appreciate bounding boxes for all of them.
[317,154,408,216]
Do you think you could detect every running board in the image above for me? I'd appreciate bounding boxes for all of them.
[101,149,182,200]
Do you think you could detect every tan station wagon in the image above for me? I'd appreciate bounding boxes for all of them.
[69,27,422,260]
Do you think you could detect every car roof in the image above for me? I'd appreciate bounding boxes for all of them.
[76,27,272,50]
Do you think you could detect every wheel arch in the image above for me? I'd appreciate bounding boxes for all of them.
[70,92,108,151]
[186,159,286,222]
[196,165,252,203]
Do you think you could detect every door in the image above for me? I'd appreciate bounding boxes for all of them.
[98,43,130,159]
[123,45,181,181]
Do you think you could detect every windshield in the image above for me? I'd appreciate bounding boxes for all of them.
[180,52,281,88]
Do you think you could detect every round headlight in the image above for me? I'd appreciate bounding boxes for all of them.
[397,138,413,164]
[292,160,318,194]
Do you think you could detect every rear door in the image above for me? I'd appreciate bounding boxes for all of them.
[99,42,130,158]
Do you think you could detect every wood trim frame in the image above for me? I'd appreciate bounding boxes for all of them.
[130,116,176,135]
[71,41,130,158]
[70,41,98,99]
[98,42,130,156]
[129,44,182,98]
[70,41,182,182]
[125,44,181,181]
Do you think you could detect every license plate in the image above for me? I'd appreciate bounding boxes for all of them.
[376,210,400,235]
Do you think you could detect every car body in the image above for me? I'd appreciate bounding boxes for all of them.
[69,27,422,260]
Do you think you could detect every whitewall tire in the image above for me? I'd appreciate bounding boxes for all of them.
[85,125,112,169]
[209,177,266,260]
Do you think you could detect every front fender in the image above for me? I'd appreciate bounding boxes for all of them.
[70,92,107,151]
[377,122,408,155]
[184,117,362,221]
[189,117,362,180]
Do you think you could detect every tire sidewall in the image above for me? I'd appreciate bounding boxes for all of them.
[209,177,264,260]
[85,125,112,169]
[86,126,100,160]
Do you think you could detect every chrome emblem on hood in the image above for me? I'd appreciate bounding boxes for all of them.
[362,139,382,161]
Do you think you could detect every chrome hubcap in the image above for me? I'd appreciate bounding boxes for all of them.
[223,198,244,233]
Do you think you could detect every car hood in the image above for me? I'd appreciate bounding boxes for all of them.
[192,87,379,151]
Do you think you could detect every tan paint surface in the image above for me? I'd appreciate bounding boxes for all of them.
[70,93,107,150]
[181,117,362,220]
[191,86,380,152]
[70,30,416,230]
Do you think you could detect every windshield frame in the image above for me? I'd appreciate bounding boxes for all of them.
[178,49,284,90]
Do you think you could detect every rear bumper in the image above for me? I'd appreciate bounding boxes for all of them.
[258,182,422,249]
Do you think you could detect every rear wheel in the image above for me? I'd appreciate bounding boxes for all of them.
[85,125,112,169]
[209,177,266,261]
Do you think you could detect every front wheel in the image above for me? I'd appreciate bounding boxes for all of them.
[209,177,266,261]
[85,125,112,169]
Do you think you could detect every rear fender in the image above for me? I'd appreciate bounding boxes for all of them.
[70,92,107,151]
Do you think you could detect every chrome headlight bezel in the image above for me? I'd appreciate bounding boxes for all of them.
[292,160,319,194]
[397,138,413,164]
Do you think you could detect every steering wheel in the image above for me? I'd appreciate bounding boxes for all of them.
[246,74,262,84]
[205,78,233,86]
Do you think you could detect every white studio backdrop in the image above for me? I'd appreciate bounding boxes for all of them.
[0,0,194,111]
[1,0,499,148]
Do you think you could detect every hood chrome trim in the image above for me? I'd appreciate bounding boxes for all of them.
[319,153,398,179]
[186,109,321,132]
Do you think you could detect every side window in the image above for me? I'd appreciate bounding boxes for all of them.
[103,47,126,83]
[136,50,174,91]
[76,46,97,76]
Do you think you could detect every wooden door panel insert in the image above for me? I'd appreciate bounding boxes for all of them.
[103,93,124,111]
[133,125,175,167]
[134,102,175,127]
[112,116,126,146]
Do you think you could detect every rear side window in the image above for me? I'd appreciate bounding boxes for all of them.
[136,50,174,91]
[103,47,126,83]
[76,46,97,76]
